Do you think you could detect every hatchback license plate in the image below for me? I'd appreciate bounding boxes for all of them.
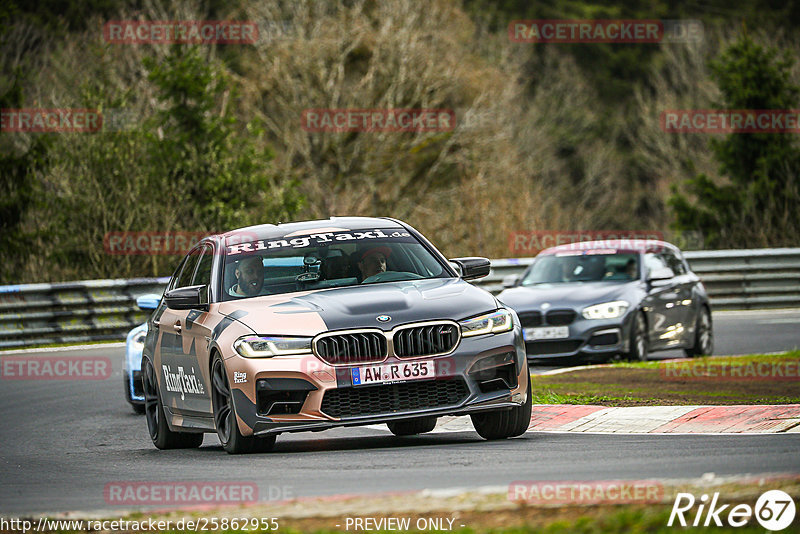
[351,361,435,386]
[524,326,569,340]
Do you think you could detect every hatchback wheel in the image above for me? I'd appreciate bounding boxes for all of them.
[685,307,713,357]
[625,312,649,362]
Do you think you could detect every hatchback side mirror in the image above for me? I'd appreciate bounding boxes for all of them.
[164,285,209,310]
[647,267,675,285]
[502,274,520,288]
[450,257,491,280]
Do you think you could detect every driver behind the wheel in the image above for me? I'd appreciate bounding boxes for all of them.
[228,255,265,297]
[357,246,391,282]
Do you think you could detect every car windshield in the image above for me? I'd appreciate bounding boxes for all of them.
[520,252,639,286]
[221,228,450,300]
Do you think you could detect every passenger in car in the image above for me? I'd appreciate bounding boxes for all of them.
[356,246,391,282]
[228,255,265,297]
[625,258,638,280]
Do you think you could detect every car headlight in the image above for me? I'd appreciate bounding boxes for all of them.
[460,309,514,337]
[582,300,630,320]
[131,332,145,351]
[233,336,313,358]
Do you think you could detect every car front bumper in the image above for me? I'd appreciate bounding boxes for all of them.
[224,328,529,437]
[523,314,634,361]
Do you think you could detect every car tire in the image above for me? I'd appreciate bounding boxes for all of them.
[625,312,649,362]
[387,416,438,436]
[685,306,713,358]
[470,375,532,440]
[143,359,203,449]
[211,356,276,454]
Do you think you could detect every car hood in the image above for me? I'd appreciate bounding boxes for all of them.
[497,281,633,312]
[216,278,498,335]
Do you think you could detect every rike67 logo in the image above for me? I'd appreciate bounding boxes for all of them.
[668,490,796,531]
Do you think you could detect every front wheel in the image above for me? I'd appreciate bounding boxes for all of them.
[685,307,713,357]
[212,357,276,454]
[387,416,438,436]
[471,376,532,440]
[625,312,649,362]
[143,359,203,449]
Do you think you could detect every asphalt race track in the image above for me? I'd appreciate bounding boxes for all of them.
[1,310,798,515]
[530,309,800,373]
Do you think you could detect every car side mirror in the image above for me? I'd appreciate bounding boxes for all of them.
[164,285,209,310]
[502,274,520,288]
[450,257,491,280]
[136,293,161,311]
[647,267,675,285]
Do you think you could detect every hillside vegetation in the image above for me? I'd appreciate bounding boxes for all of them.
[1,0,799,283]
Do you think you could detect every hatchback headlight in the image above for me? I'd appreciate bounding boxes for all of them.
[234,336,313,358]
[582,300,629,320]
[460,309,514,337]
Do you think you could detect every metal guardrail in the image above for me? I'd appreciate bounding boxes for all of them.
[480,248,800,309]
[0,248,798,348]
[0,278,168,349]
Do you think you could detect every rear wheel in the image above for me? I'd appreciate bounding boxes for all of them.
[685,307,713,357]
[387,416,438,436]
[625,312,649,361]
[143,359,203,449]
[212,356,276,454]
[471,375,532,440]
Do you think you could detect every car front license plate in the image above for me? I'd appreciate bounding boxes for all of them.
[351,361,435,386]
[524,326,570,340]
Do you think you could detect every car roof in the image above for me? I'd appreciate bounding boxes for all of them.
[206,217,406,247]
[540,239,680,256]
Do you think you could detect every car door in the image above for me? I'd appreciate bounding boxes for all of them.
[157,246,203,415]
[662,249,696,341]
[176,244,216,416]
[641,252,681,350]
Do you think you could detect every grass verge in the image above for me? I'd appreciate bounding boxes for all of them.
[531,351,800,406]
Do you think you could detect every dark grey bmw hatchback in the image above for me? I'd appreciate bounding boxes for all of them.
[498,239,713,362]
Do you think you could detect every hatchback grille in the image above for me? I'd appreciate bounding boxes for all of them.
[545,309,577,326]
[393,323,459,358]
[315,332,387,365]
[518,311,543,327]
[321,378,469,418]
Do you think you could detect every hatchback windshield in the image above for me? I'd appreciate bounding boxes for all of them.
[221,228,450,299]
[520,252,639,286]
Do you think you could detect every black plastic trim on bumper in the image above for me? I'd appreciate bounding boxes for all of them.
[251,390,522,436]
